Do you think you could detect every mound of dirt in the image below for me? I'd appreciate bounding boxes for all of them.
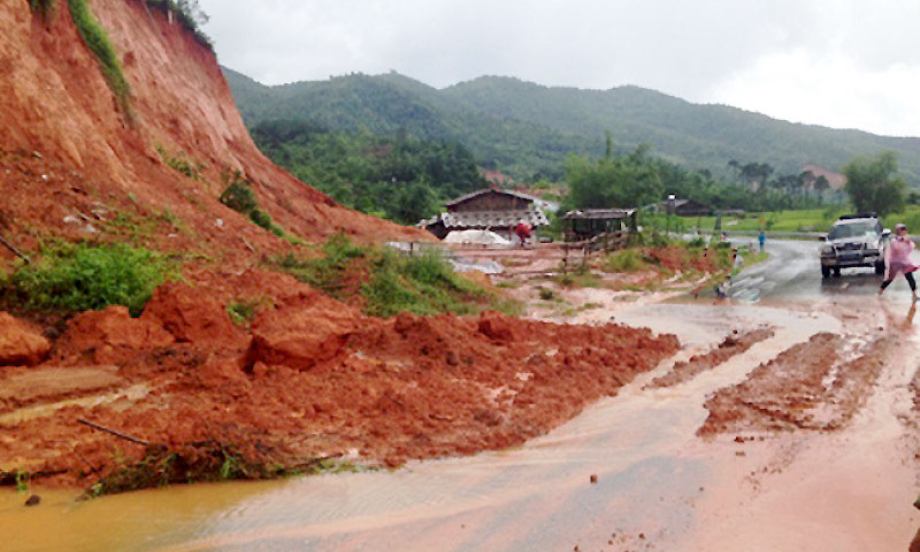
[141,282,247,350]
[247,296,361,371]
[50,306,174,366]
[646,328,774,389]
[0,276,680,488]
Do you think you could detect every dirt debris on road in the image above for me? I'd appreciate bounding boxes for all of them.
[645,327,775,390]
[698,332,895,436]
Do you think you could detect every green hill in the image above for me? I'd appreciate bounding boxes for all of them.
[223,69,920,185]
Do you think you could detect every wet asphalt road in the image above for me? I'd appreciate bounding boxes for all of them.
[729,238,917,304]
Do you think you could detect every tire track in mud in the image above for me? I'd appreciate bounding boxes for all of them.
[644,328,775,390]
[698,332,894,436]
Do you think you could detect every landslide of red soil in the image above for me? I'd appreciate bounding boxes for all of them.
[0,0,426,276]
[0,273,679,487]
[645,328,774,390]
[698,333,893,436]
[644,245,719,274]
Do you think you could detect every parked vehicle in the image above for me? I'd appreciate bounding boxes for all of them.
[819,213,890,278]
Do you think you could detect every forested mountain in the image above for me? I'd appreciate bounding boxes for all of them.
[224,68,596,181]
[223,68,920,185]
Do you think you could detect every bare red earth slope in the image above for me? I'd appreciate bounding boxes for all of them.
[0,0,423,262]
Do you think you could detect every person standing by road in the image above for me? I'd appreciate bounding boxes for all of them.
[758,230,766,251]
[879,223,919,300]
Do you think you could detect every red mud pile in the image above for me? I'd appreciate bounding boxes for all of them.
[698,333,892,436]
[0,0,425,273]
[0,272,679,487]
[644,245,721,274]
[645,328,774,390]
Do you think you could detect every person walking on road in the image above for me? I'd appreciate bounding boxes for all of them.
[879,223,919,300]
[758,230,766,251]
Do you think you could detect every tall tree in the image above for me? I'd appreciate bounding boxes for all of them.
[842,151,906,216]
[564,145,662,210]
[813,175,831,196]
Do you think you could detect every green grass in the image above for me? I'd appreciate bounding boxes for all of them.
[142,0,213,49]
[689,206,920,235]
[219,170,288,238]
[227,297,271,327]
[270,235,520,318]
[272,234,365,300]
[156,146,205,181]
[604,249,648,272]
[734,250,770,275]
[68,0,132,117]
[29,0,57,19]
[881,205,920,234]
[3,242,169,316]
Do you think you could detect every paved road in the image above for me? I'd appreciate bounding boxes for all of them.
[729,238,918,305]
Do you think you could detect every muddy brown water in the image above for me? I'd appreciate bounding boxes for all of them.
[3,240,920,552]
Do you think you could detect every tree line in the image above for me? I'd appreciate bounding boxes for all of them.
[251,119,487,224]
[563,135,833,214]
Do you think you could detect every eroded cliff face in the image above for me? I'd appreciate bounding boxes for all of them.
[0,0,423,267]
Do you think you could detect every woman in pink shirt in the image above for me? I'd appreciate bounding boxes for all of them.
[879,223,919,300]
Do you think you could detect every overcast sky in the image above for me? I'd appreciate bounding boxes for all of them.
[199,0,920,137]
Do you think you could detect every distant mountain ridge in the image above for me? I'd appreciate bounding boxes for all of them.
[223,68,920,185]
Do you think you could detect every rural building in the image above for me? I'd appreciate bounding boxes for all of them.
[562,208,637,243]
[661,199,712,217]
[419,189,550,241]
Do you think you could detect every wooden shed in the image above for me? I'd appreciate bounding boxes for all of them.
[562,209,637,243]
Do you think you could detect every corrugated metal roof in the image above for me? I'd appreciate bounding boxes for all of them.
[562,208,636,220]
[419,207,549,229]
[444,188,540,208]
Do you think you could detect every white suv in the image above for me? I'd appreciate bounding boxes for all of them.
[819,214,890,278]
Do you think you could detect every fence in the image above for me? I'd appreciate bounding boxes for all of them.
[388,230,631,277]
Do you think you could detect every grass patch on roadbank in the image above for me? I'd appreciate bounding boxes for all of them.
[269,235,521,318]
[75,438,362,498]
[1,242,171,316]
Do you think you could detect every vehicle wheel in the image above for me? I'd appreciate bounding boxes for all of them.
[821,266,831,279]
[875,262,885,276]
[833,268,842,278]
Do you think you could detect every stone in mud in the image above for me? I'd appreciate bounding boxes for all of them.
[54,306,174,364]
[24,495,40,507]
[248,303,359,371]
[142,282,247,350]
[477,311,516,342]
[0,312,51,366]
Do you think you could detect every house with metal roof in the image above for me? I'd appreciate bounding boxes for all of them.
[419,188,550,241]
[659,199,712,217]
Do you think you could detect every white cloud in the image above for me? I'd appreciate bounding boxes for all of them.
[198,0,920,137]
[708,50,920,136]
